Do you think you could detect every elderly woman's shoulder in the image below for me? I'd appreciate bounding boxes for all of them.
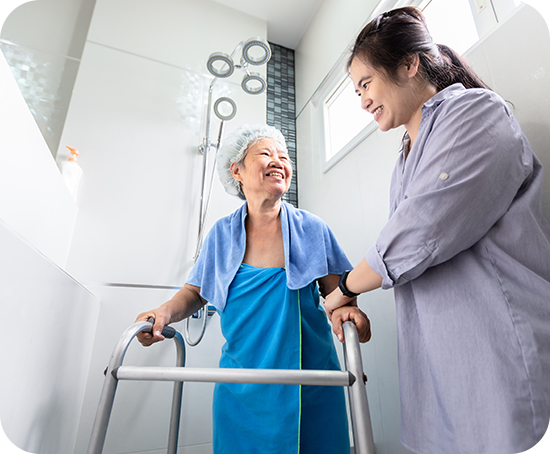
[210,203,247,231]
[284,202,327,226]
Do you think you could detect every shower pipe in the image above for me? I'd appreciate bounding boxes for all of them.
[184,113,228,347]
[195,36,271,259]
[186,37,271,347]
[86,319,375,454]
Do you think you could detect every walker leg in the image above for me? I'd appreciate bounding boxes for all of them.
[86,322,185,454]
[167,332,186,454]
[343,321,375,454]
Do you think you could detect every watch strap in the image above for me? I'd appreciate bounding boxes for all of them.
[338,270,359,298]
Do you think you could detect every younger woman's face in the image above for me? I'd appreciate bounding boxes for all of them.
[349,56,421,133]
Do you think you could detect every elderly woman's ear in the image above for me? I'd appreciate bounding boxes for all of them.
[230,162,243,183]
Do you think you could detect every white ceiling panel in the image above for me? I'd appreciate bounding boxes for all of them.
[212,0,322,49]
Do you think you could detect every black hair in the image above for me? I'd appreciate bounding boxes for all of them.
[347,6,490,91]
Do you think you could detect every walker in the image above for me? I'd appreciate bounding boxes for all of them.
[86,318,375,454]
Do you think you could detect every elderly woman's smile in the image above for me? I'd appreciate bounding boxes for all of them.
[266,170,285,179]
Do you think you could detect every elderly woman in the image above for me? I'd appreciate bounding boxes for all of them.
[136,124,369,454]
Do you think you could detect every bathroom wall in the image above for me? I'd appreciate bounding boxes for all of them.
[295,2,550,454]
[465,4,550,221]
[0,2,100,454]
[55,1,269,453]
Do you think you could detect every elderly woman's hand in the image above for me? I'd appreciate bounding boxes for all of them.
[331,306,371,343]
[135,306,172,347]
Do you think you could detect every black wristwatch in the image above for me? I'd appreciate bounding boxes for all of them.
[338,270,359,298]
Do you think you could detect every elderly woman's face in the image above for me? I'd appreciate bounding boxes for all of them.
[231,138,292,201]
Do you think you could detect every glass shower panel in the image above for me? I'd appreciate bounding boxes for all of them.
[0,0,96,157]
[0,41,80,155]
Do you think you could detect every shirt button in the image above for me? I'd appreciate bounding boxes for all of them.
[439,172,449,181]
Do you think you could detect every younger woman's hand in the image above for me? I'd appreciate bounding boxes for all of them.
[324,286,353,319]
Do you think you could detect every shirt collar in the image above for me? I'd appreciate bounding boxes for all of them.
[399,83,467,157]
[422,83,466,114]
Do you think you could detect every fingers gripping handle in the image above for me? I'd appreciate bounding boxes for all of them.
[147,317,176,339]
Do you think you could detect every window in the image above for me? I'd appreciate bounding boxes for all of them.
[324,77,374,163]
[421,0,479,55]
[315,0,512,173]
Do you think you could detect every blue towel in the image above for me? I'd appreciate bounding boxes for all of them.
[187,202,352,311]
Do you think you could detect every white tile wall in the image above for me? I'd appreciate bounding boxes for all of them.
[465,3,550,221]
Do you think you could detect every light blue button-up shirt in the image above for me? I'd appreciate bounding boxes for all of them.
[366,84,550,454]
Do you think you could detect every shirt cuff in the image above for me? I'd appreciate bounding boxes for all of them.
[365,244,395,290]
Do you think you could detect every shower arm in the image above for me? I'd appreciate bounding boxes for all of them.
[195,120,225,262]
[200,80,216,154]
[197,79,216,245]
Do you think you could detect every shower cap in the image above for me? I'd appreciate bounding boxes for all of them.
[217,124,287,199]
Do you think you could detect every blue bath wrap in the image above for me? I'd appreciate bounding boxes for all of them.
[187,201,352,453]
[187,201,353,311]
[212,264,350,453]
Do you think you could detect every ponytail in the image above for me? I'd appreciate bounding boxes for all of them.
[429,44,490,90]
[348,7,490,91]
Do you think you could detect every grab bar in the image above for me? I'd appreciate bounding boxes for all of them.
[86,320,375,454]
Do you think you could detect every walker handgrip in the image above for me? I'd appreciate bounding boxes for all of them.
[146,317,176,339]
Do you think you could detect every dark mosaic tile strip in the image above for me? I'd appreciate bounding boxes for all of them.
[267,42,298,207]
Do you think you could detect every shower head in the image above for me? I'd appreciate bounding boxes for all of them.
[242,37,271,66]
[242,72,267,95]
[206,52,234,78]
[206,37,271,82]
[213,97,237,121]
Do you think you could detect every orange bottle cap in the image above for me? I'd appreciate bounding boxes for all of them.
[66,146,79,156]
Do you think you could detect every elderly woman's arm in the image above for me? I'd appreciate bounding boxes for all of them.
[135,284,207,346]
[318,273,371,343]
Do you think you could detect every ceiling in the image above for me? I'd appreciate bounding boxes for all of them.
[212,0,323,49]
